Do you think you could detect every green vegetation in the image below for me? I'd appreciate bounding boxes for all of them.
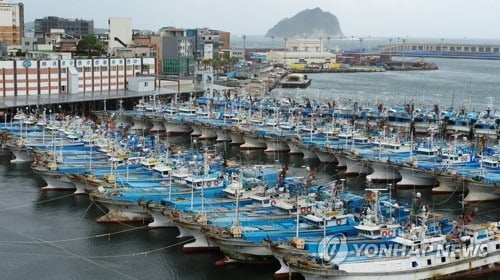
[202,54,240,74]
[76,35,105,57]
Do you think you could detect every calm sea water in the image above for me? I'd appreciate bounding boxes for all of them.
[1,58,499,279]
[272,57,500,112]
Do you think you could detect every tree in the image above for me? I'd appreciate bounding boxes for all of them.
[77,35,104,57]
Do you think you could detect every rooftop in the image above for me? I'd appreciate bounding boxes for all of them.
[0,88,178,109]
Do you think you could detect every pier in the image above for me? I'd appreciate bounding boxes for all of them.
[379,42,500,60]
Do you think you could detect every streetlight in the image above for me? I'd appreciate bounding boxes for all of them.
[440,38,444,57]
[242,35,247,58]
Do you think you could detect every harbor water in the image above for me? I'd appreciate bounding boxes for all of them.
[1,57,499,279]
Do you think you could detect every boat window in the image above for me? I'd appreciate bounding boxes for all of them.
[441,257,446,263]
[496,244,500,250]
[455,253,460,260]
[427,259,431,265]
[412,261,418,268]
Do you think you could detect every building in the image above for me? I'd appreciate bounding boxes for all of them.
[285,39,323,52]
[34,16,93,39]
[379,43,500,59]
[0,57,155,96]
[186,28,230,60]
[0,41,7,56]
[154,27,195,76]
[0,0,24,46]
[108,18,133,55]
[266,51,336,65]
[162,36,195,75]
[219,31,230,49]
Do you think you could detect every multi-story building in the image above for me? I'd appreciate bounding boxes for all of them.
[34,16,93,39]
[0,0,24,46]
[108,17,132,56]
[218,31,230,49]
[0,57,155,96]
[156,27,195,76]
[266,51,336,65]
[186,28,230,60]
[285,39,324,52]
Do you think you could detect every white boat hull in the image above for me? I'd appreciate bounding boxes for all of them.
[199,127,217,140]
[446,125,470,134]
[38,172,75,191]
[464,181,500,203]
[213,237,273,263]
[388,121,411,132]
[176,221,219,253]
[288,143,303,155]
[190,125,202,137]
[473,128,498,138]
[292,241,500,280]
[301,147,318,160]
[366,160,401,183]
[92,197,152,223]
[316,150,337,163]
[114,114,133,128]
[147,207,175,228]
[432,175,463,194]
[240,135,266,150]
[216,129,232,142]
[130,116,150,131]
[396,166,436,189]
[343,155,372,176]
[264,139,290,152]
[10,147,33,162]
[69,178,93,195]
[164,120,192,135]
[149,119,165,132]
[335,154,347,169]
[229,133,244,145]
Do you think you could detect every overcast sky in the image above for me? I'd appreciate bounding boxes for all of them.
[19,0,500,39]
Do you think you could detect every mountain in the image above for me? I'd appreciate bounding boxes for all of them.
[265,8,343,38]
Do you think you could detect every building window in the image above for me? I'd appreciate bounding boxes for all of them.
[412,261,418,268]
[441,257,446,263]
[93,66,100,72]
[61,68,67,74]
[101,66,108,72]
[111,66,117,71]
[84,67,91,72]
[427,259,431,265]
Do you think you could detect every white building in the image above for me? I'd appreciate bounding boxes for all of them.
[203,43,213,60]
[285,39,323,52]
[0,0,24,46]
[266,51,336,65]
[0,57,155,96]
[108,17,132,55]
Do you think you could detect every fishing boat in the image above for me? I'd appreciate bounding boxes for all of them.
[278,73,312,89]
[285,221,500,280]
